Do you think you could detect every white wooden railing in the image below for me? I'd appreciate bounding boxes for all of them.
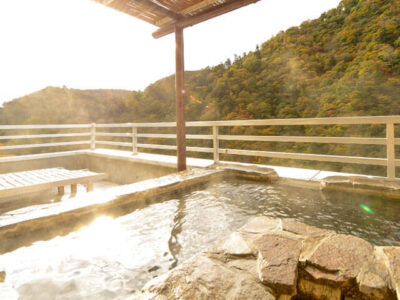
[1,116,399,178]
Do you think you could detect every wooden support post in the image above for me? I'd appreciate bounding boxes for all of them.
[213,126,219,163]
[175,26,186,171]
[132,126,138,155]
[386,122,395,178]
[90,123,96,150]
[71,184,77,195]
[58,186,64,195]
[86,182,94,192]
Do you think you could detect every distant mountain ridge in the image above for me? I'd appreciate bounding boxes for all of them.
[0,87,131,124]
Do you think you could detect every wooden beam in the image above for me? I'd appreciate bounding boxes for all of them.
[128,0,182,20]
[153,0,258,38]
[175,26,187,171]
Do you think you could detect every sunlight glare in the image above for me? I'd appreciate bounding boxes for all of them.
[77,216,128,258]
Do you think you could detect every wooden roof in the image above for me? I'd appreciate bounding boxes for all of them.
[92,0,259,38]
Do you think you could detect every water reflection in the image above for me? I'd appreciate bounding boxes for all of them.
[168,198,186,270]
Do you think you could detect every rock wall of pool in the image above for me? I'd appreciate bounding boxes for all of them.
[0,164,399,299]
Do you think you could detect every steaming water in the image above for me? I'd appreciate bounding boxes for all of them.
[1,179,400,299]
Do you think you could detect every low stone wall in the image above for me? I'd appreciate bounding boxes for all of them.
[136,216,400,300]
[0,151,176,185]
[0,152,86,174]
[83,153,175,184]
[321,176,400,200]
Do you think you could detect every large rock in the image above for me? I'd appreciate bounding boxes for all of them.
[357,261,392,299]
[239,216,282,235]
[383,247,400,299]
[254,233,302,295]
[208,232,253,256]
[356,247,394,299]
[306,234,374,285]
[135,253,275,300]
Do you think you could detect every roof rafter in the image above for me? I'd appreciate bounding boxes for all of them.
[132,0,182,20]
[97,0,181,24]
[155,0,221,26]
[152,0,259,38]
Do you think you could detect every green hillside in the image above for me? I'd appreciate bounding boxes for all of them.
[126,0,400,123]
[0,87,130,124]
[0,0,399,174]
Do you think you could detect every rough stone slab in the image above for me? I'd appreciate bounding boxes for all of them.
[215,164,279,181]
[226,259,258,278]
[321,176,400,199]
[281,219,331,237]
[239,216,282,235]
[135,254,275,300]
[321,176,353,188]
[307,234,374,284]
[304,264,347,283]
[352,177,391,191]
[356,246,394,300]
[299,234,333,264]
[208,232,253,256]
[254,233,302,295]
[357,261,392,300]
[383,247,400,299]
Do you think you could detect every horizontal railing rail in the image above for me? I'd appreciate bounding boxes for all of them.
[1,116,400,178]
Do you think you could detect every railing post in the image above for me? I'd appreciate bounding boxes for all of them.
[213,126,219,163]
[386,122,395,178]
[132,125,137,155]
[90,123,96,150]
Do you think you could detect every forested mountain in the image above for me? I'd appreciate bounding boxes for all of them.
[0,0,399,174]
[126,0,400,123]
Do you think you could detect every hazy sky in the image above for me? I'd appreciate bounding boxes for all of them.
[0,0,341,104]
